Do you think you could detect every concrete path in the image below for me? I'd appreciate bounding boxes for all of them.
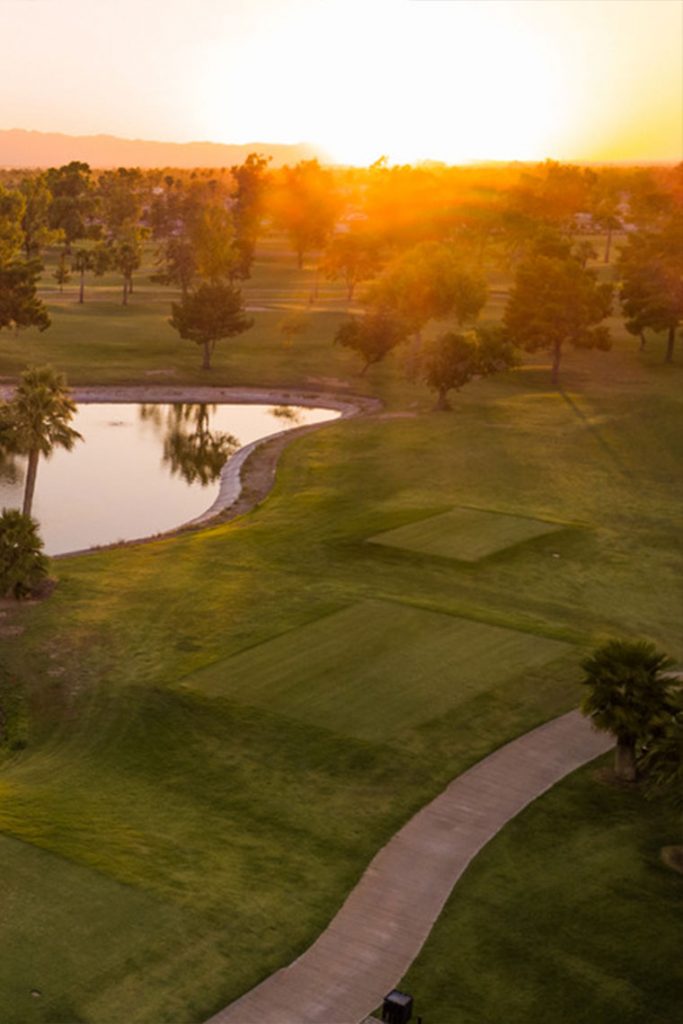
[207,711,612,1024]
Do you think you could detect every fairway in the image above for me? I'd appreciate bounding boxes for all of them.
[181,600,571,741]
[368,506,563,562]
[0,833,226,1024]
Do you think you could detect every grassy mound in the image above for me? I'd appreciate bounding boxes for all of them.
[184,599,571,740]
[368,506,563,562]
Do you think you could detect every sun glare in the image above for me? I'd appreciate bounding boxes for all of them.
[196,1,571,165]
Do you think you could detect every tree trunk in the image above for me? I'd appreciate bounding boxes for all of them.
[614,738,637,782]
[404,329,423,381]
[603,227,612,264]
[122,276,128,306]
[639,330,646,351]
[79,268,85,304]
[202,340,212,371]
[665,325,676,363]
[434,388,451,411]
[551,341,562,387]
[22,450,39,518]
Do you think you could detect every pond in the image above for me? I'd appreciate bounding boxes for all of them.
[0,402,339,556]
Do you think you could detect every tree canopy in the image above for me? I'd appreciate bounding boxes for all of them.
[169,282,253,371]
[0,508,49,599]
[270,160,341,268]
[1,364,82,517]
[619,214,683,363]
[364,242,487,338]
[504,253,612,385]
[580,639,676,781]
[334,309,409,374]
[420,327,518,410]
[0,260,50,334]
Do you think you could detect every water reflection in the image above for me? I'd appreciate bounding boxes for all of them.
[0,402,339,555]
[141,404,239,486]
[268,405,303,424]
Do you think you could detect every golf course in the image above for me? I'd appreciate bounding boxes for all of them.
[0,233,681,1024]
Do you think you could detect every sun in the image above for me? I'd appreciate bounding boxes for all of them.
[196,0,568,166]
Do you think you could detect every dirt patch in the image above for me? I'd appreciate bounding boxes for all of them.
[377,412,419,419]
[0,625,25,638]
[661,846,683,875]
[592,764,638,790]
[306,376,352,389]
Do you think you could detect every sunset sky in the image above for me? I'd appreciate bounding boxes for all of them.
[2,0,681,165]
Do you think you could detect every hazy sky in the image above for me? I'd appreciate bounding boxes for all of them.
[2,0,681,164]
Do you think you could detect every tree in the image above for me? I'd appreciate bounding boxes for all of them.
[169,283,253,371]
[618,215,683,363]
[230,153,271,279]
[504,254,612,386]
[53,250,71,292]
[421,327,518,410]
[3,365,82,517]
[270,160,341,268]
[364,243,487,338]
[46,161,96,252]
[0,184,50,335]
[0,509,49,599]
[192,203,238,284]
[588,173,623,263]
[278,310,310,349]
[580,639,676,782]
[151,236,196,297]
[72,244,109,304]
[334,309,409,374]
[640,704,683,811]
[0,185,25,263]
[110,224,143,305]
[97,167,144,240]
[19,174,60,260]
[320,230,382,301]
[0,260,50,334]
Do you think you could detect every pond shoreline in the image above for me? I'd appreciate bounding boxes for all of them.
[11,385,381,559]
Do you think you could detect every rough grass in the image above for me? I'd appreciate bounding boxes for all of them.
[368,506,564,562]
[401,758,683,1024]
[184,599,571,740]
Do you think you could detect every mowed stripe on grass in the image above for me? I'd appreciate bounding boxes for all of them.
[368,506,563,562]
[180,600,572,741]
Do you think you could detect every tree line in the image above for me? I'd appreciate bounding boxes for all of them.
[1,157,681,380]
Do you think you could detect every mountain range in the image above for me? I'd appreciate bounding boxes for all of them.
[0,129,326,169]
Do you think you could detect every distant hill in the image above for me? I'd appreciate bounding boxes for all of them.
[0,129,327,169]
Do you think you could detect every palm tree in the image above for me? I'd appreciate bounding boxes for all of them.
[641,714,683,810]
[580,639,675,781]
[8,365,82,517]
[0,508,48,598]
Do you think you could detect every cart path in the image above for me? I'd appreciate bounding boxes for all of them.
[206,711,613,1024]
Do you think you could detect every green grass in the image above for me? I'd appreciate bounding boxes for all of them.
[182,599,571,740]
[401,759,683,1024]
[0,235,681,1021]
[368,506,563,562]
[0,832,226,1024]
